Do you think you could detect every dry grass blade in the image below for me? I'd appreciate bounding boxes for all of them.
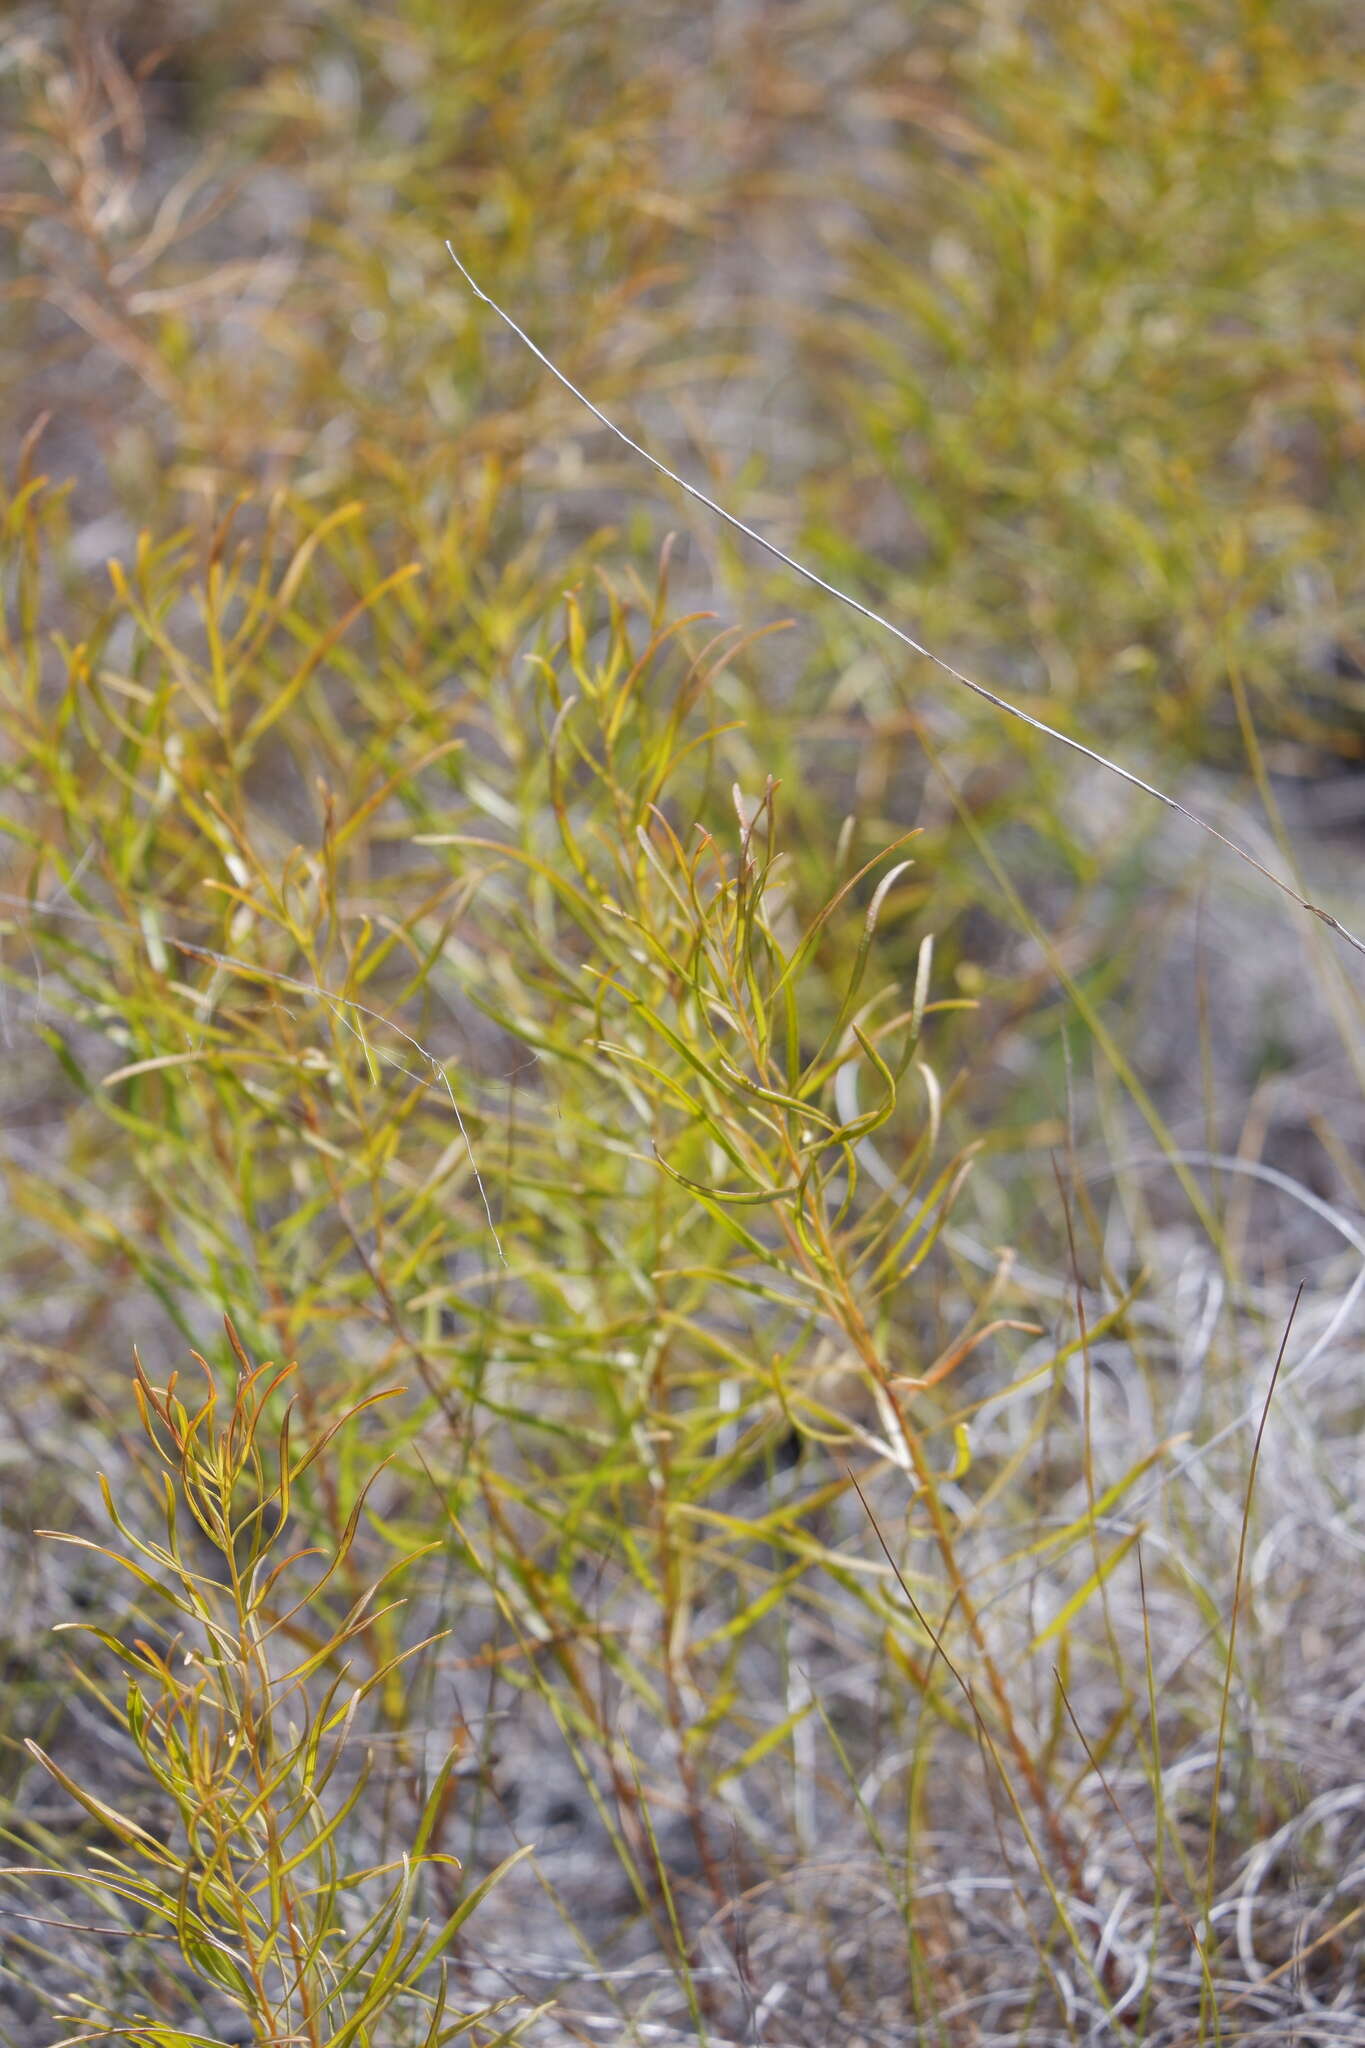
[445,242,1365,963]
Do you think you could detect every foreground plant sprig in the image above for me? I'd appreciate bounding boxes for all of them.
[11,1328,524,2048]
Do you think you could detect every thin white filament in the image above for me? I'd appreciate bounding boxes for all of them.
[445,241,1363,962]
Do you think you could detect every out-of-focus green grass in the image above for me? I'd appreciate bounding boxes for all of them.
[2,4,1363,2043]
[799,0,1365,755]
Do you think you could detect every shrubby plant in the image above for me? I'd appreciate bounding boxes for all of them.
[3,4,1364,2045]
[17,1335,524,2048]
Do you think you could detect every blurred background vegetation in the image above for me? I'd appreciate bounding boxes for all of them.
[2,3,1363,2044]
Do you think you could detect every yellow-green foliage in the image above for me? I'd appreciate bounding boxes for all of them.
[2,4,1363,2044]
